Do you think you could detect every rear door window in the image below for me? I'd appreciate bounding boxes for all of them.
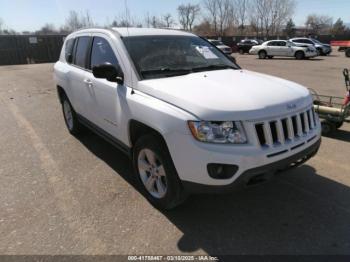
[90,37,119,69]
[74,36,91,69]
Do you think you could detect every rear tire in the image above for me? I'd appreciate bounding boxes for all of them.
[346,48,350,58]
[61,94,82,135]
[258,50,267,59]
[335,122,344,129]
[295,51,305,60]
[133,134,187,210]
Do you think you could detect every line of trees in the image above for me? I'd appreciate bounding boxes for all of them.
[0,0,349,37]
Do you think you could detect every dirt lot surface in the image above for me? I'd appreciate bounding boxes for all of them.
[0,51,350,255]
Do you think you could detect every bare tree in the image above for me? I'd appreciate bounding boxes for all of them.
[178,4,201,31]
[144,12,152,27]
[332,18,347,35]
[110,12,141,28]
[203,0,237,36]
[64,11,82,31]
[162,13,175,28]
[151,16,161,28]
[226,2,238,34]
[63,10,95,32]
[193,19,213,36]
[81,10,94,28]
[235,0,247,35]
[36,23,57,35]
[0,18,3,33]
[203,0,219,35]
[217,0,233,36]
[249,0,296,37]
[305,14,333,35]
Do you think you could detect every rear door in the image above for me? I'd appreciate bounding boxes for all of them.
[67,35,92,117]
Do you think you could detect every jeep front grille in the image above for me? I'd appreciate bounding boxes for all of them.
[254,107,317,147]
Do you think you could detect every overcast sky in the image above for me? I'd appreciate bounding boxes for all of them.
[0,0,349,31]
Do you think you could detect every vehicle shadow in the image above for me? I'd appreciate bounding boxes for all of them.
[77,129,350,255]
[325,128,350,143]
[255,58,324,61]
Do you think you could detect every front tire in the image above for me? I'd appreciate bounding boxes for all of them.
[321,120,336,136]
[317,48,324,56]
[295,51,305,60]
[61,94,82,135]
[133,134,187,210]
[258,50,267,59]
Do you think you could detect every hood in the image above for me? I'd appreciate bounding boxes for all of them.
[137,69,312,121]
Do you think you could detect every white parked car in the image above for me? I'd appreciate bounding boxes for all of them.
[208,39,232,54]
[249,40,318,60]
[54,28,321,209]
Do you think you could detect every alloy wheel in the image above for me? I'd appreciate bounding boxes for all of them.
[138,149,167,199]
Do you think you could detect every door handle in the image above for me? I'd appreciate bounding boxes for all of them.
[84,79,93,87]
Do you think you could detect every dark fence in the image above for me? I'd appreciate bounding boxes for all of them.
[1,33,350,66]
[0,35,67,66]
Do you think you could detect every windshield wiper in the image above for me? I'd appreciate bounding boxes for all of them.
[141,68,192,78]
[191,64,236,72]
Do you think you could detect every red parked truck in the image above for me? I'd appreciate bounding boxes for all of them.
[331,40,350,57]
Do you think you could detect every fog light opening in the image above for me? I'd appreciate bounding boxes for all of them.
[207,164,238,180]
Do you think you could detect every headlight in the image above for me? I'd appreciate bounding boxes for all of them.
[188,121,247,144]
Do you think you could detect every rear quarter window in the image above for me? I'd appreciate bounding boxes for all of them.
[65,38,75,63]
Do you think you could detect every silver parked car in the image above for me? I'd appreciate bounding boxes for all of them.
[208,39,232,54]
[249,40,318,60]
[290,38,332,56]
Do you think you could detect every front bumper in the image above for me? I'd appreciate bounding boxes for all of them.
[165,121,321,189]
[321,47,332,55]
[249,49,258,55]
[305,51,318,57]
[183,138,321,194]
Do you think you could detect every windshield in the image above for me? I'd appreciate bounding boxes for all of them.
[122,35,239,80]
[312,39,322,44]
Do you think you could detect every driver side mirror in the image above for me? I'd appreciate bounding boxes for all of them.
[92,63,124,84]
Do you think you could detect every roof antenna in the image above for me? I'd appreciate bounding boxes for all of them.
[124,0,135,94]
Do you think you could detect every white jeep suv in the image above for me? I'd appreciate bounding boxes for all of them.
[54,28,321,209]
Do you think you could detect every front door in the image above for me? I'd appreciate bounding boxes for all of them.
[84,35,124,139]
[267,41,279,56]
